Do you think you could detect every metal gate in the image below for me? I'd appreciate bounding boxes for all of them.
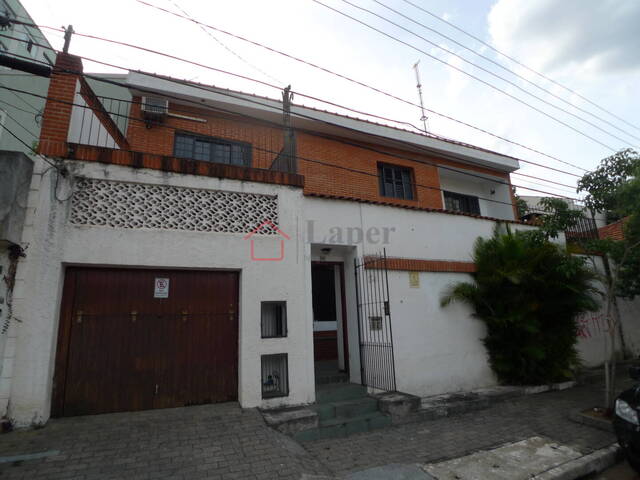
[354,250,396,391]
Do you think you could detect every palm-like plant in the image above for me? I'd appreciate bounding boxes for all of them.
[441,226,600,385]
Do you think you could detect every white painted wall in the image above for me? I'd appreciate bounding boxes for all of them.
[575,255,640,367]
[439,167,514,221]
[304,196,536,396]
[0,246,17,416]
[389,270,495,396]
[8,158,313,426]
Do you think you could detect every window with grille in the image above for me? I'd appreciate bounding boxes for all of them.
[261,354,289,398]
[378,163,415,200]
[261,302,287,338]
[443,190,481,215]
[174,133,251,167]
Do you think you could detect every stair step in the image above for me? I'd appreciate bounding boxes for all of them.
[315,373,349,385]
[312,397,379,421]
[293,411,391,442]
[316,383,368,403]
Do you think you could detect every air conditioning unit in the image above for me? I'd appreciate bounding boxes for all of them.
[141,96,168,122]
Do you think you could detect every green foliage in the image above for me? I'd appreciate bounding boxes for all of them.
[578,148,640,213]
[536,197,583,240]
[441,226,600,385]
[580,152,640,300]
[514,193,529,220]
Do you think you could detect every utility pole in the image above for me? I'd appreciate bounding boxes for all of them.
[281,85,296,173]
[63,25,74,53]
[413,61,429,133]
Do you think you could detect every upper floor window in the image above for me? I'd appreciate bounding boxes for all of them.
[443,190,481,215]
[378,163,415,200]
[173,132,251,167]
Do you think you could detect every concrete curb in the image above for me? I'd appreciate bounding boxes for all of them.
[531,443,621,480]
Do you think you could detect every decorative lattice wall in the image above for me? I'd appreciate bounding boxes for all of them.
[70,177,279,234]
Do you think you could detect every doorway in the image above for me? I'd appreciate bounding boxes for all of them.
[311,262,349,383]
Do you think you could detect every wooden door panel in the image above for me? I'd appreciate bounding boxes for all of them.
[55,268,239,416]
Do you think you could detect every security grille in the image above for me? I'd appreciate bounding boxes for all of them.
[354,250,396,392]
[261,354,289,398]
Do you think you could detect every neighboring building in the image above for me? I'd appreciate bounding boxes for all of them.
[3,51,637,426]
[0,0,55,154]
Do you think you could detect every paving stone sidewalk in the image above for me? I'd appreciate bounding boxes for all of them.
[305,380,629,477]
[0,403,330,480]
[0,378,630,480]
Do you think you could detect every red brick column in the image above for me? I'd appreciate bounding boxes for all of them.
[37,53,83,157]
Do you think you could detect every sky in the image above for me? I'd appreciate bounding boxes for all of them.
[21,0,640,200]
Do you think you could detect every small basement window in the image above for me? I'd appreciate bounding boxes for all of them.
[261,301,287,338]
[174,132,251,167]
[443,190,481,215]
[261,353,289,398]
[378,163,415,200]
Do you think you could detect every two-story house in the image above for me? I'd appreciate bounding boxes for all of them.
[5,51,543,426]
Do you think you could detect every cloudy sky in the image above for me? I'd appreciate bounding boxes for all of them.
[23,0,640,199]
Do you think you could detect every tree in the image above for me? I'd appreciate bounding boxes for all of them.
[536,197,584,240]
[577,149,640,410]
[441,226,599,385]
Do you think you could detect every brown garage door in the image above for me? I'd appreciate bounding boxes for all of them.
[52,267,239,417]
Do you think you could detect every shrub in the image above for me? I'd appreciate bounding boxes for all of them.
[441,226,600,385]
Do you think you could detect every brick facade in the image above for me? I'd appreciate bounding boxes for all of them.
[365,257,476,273]
[38,53,516,213]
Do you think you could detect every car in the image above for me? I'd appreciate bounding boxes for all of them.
[613,366,640,473]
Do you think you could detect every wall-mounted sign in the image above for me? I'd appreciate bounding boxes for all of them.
[409,271,420,288]
[154,277,170,298]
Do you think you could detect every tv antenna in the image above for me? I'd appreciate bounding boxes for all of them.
[413,60,429,133]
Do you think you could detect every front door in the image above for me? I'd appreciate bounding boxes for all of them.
[311,262,348,373]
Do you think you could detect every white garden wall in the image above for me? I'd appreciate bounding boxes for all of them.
[8,158,312,426]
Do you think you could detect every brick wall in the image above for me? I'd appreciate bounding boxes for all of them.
[39,53,515,212]
[38,54,83,157]
[125,100,512,211]
[125,98,284,170]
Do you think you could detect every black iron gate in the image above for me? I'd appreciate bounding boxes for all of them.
[354,250,396,392]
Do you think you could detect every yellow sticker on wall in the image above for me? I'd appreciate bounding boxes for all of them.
[409,271,420,288]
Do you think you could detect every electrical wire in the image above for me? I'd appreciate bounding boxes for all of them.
[2,83,537,210]
[398,0,640,134]
[0,77,583,203]
[131,0,591,174]
[0,99,39,138]
[370,0,640,144]
[0,31,589,183]
[312,0,623,152]
[167,0,285,86]
[0,119,61,170]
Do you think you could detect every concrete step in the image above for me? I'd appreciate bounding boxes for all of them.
[293,411,391,442]
[316,383,368,403]
[315,372,349,385]
[312,396,379,421]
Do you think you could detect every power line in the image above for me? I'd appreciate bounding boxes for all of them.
[0,76,41,113]
[312,0,624,152]
[511,172,576,190]
[0,31,431,136]
[132,0,590,174]
[0,96,40,115]
[0,118,60,170]
[0,70,582,202]
[167,0,285,86]
[0,31,588,183]
[0,98,39,138]
[3,82,566,210]
[398,0,640,134]
[371,0,640,143]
